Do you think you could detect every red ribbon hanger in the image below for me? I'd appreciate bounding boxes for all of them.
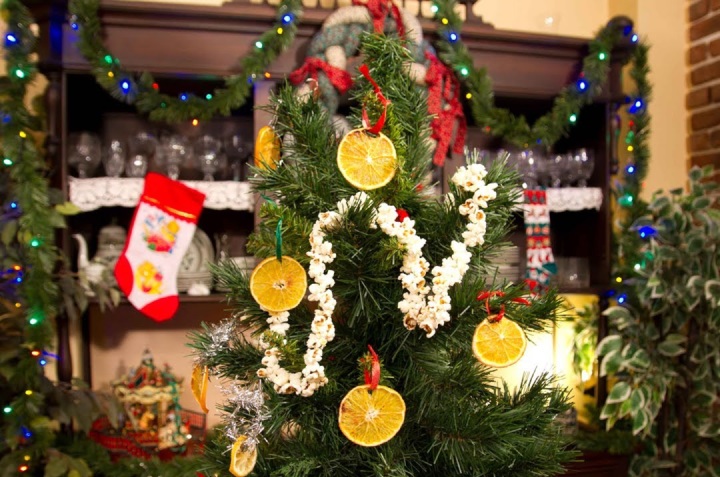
[359,64,391,135]
[476,290,531,322]
[363,345,381,391]
[288,57,354,95]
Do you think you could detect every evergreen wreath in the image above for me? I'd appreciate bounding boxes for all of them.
[68,0,304,123]
[289,0,467,166]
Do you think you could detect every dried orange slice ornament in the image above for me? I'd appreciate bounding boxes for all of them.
[229,435,258,477]
[338,384,406,447]
[472,316,528,368]
[337,129,397,191]
[249,256,307,312]
[190,364,209,413]
[254,125,281,170]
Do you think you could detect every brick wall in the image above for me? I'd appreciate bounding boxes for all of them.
[687,0,720,175]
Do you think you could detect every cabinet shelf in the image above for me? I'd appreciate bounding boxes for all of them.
[69,177,254,212]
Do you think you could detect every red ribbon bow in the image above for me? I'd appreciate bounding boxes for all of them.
[363,345,381,391]
[288,57,354,95]
[425,53,467,167]
[359,64,391,134]
[353,0,405,36]
[476,290,531,322]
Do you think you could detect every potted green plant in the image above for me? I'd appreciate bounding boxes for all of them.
[597,166,720,476]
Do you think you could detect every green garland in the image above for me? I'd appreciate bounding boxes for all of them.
[69,0,303,123]
[1,0,66,473]
[432,0,641,149]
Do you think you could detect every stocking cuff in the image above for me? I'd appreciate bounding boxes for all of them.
[142,172,206,221]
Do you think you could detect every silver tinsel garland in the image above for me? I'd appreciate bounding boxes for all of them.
[221,381,270,451]
[193,319,236,366]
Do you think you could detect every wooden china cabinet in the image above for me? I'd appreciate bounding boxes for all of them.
[30,1,631,474]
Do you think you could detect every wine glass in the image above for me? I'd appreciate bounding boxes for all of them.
[160,135,191,180]
[126,132,158,178]
[574,148,595,187]
[103,139,126,177]
[224,133,248,181]
[546,154,568,188]
[68,132,102,178]
[194,134,222,181]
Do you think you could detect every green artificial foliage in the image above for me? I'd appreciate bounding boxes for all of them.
[68,0,303,123]
[597,166,720,476]
[432,0,645,149]
[189,34,576,477]
[0,1,104,474]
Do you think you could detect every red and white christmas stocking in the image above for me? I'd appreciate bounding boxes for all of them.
[114,173,205,321]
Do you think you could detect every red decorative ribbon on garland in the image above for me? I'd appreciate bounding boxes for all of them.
[363,345,381,391]
[359,64,391,134]
[352,0,405,37]
[425,52,467,167]
[288,57,354,94]
[476,291,531,322]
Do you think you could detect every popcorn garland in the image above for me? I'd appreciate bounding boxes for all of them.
[377,163,497,337]
[258,164,496,396]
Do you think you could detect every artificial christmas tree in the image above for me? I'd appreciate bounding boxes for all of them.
[189,34,575,477]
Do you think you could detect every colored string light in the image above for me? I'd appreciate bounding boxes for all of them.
[29,238,40,247]
[615,276,623,283]
[5,33,17,45]
[577,79,588,92]
[638,225,656,239]
[119,80,130,94]
[31,350,40,357]
[205,93,212,100]
[430,3,439,13]
[3,158,12,166]
[180,93,188,101]
[277,27,283,35]
[598,52,607,61]
[39,359,47,366]
[107,71,114,78]
[626,164,636,174]
[28,317,38,325]
[569,114,577,123]
[3,406,11,414]
[618,194,634,207]
[281,13,294,24]
[18,465,28,473]
[617,293,627,304]
[192,119,199,126]
[631,34,638,43]
[255,41,263,49]
[459,66,469,76]
[448,31,458,43]
[25,390,32,396]
[14,69,25,79]
[465,93,472,99]
[10,202,17,208]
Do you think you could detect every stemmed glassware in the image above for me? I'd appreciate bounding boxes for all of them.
[194,134,223,181]
[68,132,102,178]
[159,134,192,180]
[126,132,158,178]
[103,139,126,177]
[573,148,595,187]
[224,133,249,181]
